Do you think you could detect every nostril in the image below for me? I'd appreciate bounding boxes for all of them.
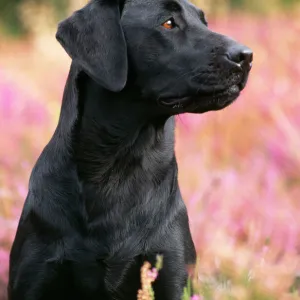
[226,46,253,66]
[240,49,253,64]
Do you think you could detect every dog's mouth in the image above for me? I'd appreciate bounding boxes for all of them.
[159,83,243,113]
[158,63,252,114]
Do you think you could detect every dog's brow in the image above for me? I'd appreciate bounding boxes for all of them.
[163,1,182,12]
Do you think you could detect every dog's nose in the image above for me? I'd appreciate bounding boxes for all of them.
[226,45,253,68]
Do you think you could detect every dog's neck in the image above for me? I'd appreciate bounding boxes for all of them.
[74,73,177,192]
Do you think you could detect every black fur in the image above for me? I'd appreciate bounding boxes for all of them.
[8,0,252,299]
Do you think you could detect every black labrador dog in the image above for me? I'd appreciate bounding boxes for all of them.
[8,0,252,299]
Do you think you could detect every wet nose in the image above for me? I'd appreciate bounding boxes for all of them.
[226,45,253,68]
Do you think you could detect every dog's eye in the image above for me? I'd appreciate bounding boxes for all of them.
[200,11,208,26]
[162,18,177,29]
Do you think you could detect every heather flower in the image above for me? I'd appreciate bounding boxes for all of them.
[190,295,202,300]
[137,256,163,300]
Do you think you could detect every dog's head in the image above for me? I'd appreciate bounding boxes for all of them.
[56,0,253,115]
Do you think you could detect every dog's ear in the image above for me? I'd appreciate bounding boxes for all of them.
[56,0,127,92]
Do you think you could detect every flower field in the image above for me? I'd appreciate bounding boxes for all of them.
[0,13,300,300]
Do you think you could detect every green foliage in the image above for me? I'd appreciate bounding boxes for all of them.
[229,0,299,8]
[155,255,163,271]
[227,0,299,14]
[0,0,299,36]
[0,0,24,35]
[0,0,68,36]
[182,278,192,300]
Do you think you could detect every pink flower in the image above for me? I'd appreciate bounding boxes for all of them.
[147,268,158,280]
[190,295,202,300]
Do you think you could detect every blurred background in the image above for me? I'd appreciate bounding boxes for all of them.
[0,0,300,299]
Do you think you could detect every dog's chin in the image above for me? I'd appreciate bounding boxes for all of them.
[159,84,242,114]
[190,86,240,113]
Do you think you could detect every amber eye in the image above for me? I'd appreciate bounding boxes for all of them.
[162,18,177,29]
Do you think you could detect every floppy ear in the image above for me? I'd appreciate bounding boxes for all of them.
[56,0,127,92]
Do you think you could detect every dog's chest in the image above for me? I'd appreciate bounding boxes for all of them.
[79,176,178,258]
